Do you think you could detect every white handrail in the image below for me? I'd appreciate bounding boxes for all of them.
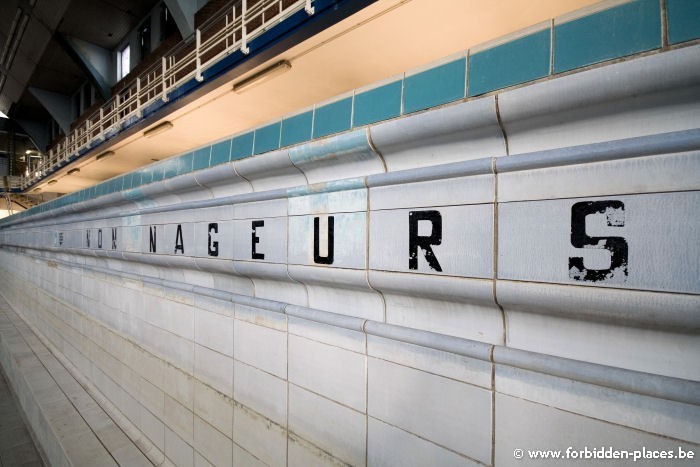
[21,0,312,190]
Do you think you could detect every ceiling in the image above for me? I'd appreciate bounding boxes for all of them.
[9,0,602,195]
[0,0,160,131]
[59,0,158,50]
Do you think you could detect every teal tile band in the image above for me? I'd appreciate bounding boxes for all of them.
[210,140,231,166]
[10,1,677,218]
[468,29,551,96]
[140,168,153,185]
[192,147,211,171]
[281,111,313,147]
[313,97,352,138]
[403,58,466,114]
[353,81,402,127]
[554,0,661,73]
[162,158,179,179]
[151,164,164,182]
[667,0,700,44]
[231,132,254,160]
[121,173,133,190]
[254,122,281,155]
[131,172,141,188]
[176,152,194,176]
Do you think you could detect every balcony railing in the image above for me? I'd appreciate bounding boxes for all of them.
[22,0,314,190]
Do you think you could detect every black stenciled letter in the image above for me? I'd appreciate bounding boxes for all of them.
[409,210,442,272]
[251,220,264,260]
[313,216,334,265]
[86,230,91,248]
[569,200,628,282]
[111,228,117,250]
[149,226,157,253]
[208,223,219,257]
[174,224,185,254]
[97,229,103,249]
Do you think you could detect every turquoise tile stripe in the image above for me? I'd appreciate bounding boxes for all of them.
[9,1,677,218]
[403,58,466,114]
[667,0,700,44]
[192,147,211,171]
[254,122,281,155]
[151,163,165,182]
[118,175,129,190]
[176,152,194,175]
[353,81,402,127]
[162,158,179,179]
[143,170,152,186]
[121,174,132,190]
[210,140,231,166]
[554,0,661,73]
[281,111,313,147]
[313,97,353,138]
[231,132,254,160]
[468,29,551,96]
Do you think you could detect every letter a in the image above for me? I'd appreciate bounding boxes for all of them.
[174,224,185,254]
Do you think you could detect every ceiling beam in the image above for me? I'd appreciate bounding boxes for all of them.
[0,0,72,116]
[13,117,48,152]
[163,0,195,39]
[27,87,71,134]
[54,33,113,100]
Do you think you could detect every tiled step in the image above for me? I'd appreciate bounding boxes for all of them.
[0,298,153,467]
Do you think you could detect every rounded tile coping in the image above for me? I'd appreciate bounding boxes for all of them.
[7,246,700,407]
[3,126,699,233]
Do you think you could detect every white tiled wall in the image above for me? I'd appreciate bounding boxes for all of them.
[1,45,699,467]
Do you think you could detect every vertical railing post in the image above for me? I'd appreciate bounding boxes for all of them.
[225,12,229,51]
[232,5,237,49]
[195,29,203,81]
[305,0,314,15]
[99,107,104,140]
[241,0,250,54]
[136,77,142,117]
[161,56,169,102]
[115,93,120,129]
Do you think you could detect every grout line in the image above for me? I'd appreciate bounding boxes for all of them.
[364,131,388,321]
[364,320,369,467]
[464,49,470,98]
[490,345,497,467]
[490,156,506,467]
[350,88,356,129]
[550,18,555,75]
[286,310,290,467]
[661,0,669,49]
[494,94,509,157]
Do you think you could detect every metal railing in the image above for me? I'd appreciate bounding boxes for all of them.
[1,176,22,192]
[22,0,314,191]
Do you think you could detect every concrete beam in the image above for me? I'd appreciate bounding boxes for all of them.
[13,118,48,152]
[27,87,71,134]
[163,0,195,38]
[54,34,112,100]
